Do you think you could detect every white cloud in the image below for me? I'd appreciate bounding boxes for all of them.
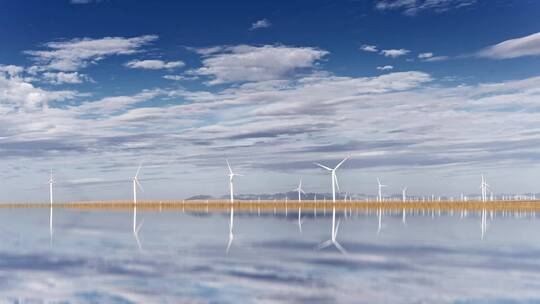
[0,65,24,77]
[125,59,185,70]
[360,44,378,52]
[418,52,449,62]
[163,75,198,81]
[191,45,328,84]
[0,72,76,111]
[424,55,449,62]
[381,48,410,58]
[477,32,540,59]
[377,65,394,71]
[3,64,540,200]
[375,0,476,16]
[42,72,91,84]
[250,19,272,30]
[25,35,158,71]
[75,89,164,115]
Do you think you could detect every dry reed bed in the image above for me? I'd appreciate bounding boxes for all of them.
[0,200,539,212]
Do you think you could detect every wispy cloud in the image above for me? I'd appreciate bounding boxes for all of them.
[360,44,378,52]
[418,52,449,62]
[377,65,394,71]
[125,59,185,70]
[381,48,410,58]
[375,0,477,16]
[250,19,272,30]
[0,70,77,111]
[163,74,198,81]
[24,35,158,71]
[190,45,328,84]
[42,71,91,84]
[477,32,540,59]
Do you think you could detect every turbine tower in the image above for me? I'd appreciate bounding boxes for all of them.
[48,169,55,245]
[315,156,350,203]
[377,178,387,202]
[226,204,235,254]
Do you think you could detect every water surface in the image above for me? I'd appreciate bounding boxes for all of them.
[1,207,539,303]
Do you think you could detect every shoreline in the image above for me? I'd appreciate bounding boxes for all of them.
[0,200,539,212]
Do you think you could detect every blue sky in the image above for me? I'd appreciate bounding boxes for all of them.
[1,0,540,202]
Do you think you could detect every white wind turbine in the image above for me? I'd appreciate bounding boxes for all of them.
[227,159,242,204]
[315,156,350,254]
[316,204,346,254]
[377,178,387,202]
[315,156,350,203]
[226,160,242,253]
[132,164,144,250]
[480,174,490,203]
[294,178,306,234]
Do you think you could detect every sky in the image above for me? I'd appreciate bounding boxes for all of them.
[1,0,540,202]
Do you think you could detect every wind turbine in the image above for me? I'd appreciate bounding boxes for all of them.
[132,164,144,250]
[226,159,242,204]
[314,156,350,203]
[480,174,490,203]
[294,178,306,203]
[377,178,387,202]
[226,159,242,253]
[314,156,350,254]
[294,178,306,234]
[316,204,346,254]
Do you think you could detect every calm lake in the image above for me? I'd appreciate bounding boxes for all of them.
[1,207,539,303]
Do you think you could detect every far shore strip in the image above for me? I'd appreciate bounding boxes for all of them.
[1,200,540,212]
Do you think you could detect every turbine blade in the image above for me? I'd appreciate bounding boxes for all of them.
[226,234,233,254]
[226,159,233,175]
[315,240,333,251]
[334,241,348,255]
[135,163,142,179]
[136,179,144,192]
[377,178,381,186]
[334,174,341,192]
[136,218,144,234]
[335,219,341,238]
[334,155,350,170]
[134,231,142,251]
[315,163,332,171]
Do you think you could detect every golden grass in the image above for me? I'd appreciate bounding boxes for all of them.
[0,200,539,212]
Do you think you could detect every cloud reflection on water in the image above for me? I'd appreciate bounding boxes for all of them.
[0,209,539,303]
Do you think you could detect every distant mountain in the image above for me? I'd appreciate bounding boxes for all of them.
[186,192,368,201]
[185,195,215,200]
